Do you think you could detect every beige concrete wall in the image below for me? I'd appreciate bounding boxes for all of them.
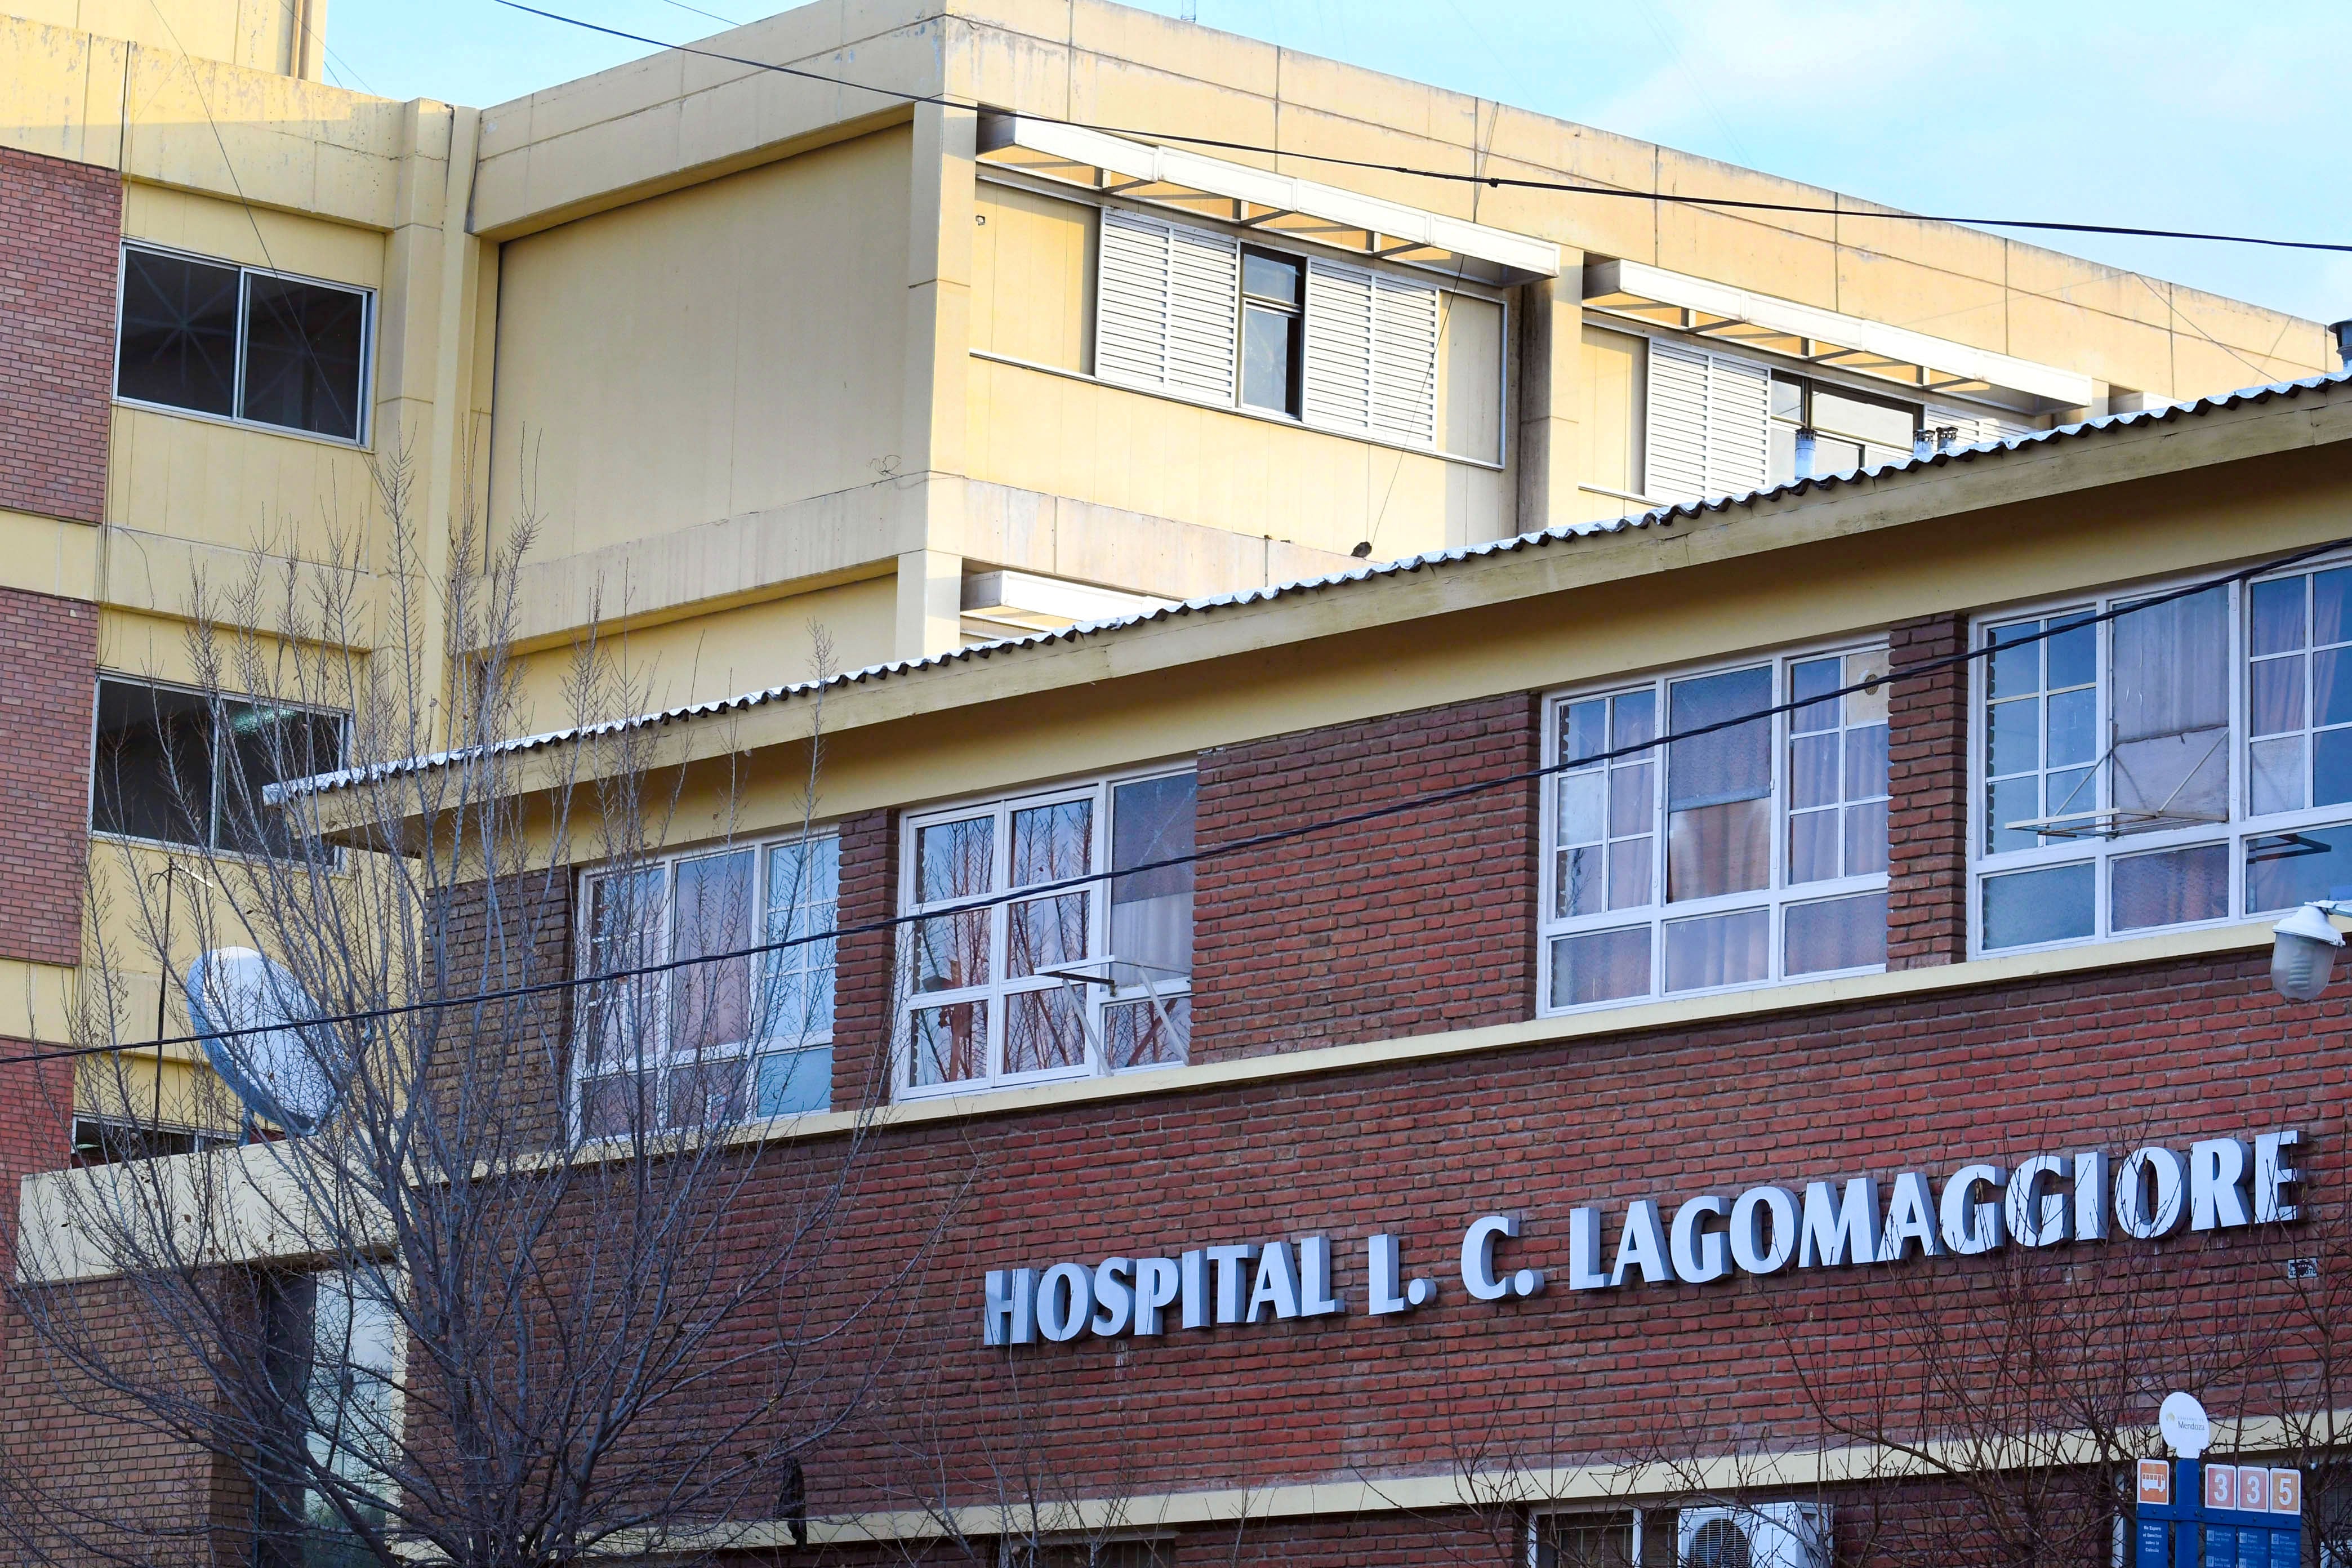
[1573,323,1645,518]
[7,0,319,79]
[971,179,1093,372]
[487,126,916,571]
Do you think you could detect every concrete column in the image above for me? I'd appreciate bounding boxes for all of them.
[1514,250,1585,536]
[894,547,963,661]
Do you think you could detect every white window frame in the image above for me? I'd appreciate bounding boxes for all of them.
[114,240,376,448]
[897,765,1195,1102]
[571,830,839,1136]
[1536,638,1893,1017]
[1970,556,2352,955]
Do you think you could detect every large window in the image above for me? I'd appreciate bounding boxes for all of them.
[257,1267,401,1562]
[92,676,348,858]
[1767,373,1918,484]
[574,833,838,1135]
[1094,209,1444,448]
[1975,562,2352,952]
[900,770,1195,1097]
[116,244,372,443]
[1540,644,1891,1012]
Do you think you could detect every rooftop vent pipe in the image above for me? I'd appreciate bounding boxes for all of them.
[2332,319,2352,369]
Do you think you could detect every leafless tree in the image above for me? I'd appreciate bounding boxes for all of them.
[0,447,933,1568]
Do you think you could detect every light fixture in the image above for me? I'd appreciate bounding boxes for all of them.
[2270,902,2350,1001]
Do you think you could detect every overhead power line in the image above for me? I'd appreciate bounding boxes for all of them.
[21,531,2352,1076]
[492,0,2352,257]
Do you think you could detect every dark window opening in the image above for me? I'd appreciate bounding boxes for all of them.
[1240,250,1303,417]
[116,248,241,418]
[115,244,370,442]
[92,676,347,858]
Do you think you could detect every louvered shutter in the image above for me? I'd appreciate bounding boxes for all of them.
[1643,341,1770,501]
[1303,260,1374,430]
[1094,209,1239,403]
[1303,259,1441,446]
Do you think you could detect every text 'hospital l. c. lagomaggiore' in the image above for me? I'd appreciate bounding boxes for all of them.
[3,1,2352,1564]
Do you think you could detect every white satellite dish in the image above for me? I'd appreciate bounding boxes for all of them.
[186,947,347,1136]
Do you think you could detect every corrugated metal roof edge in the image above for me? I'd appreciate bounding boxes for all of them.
[304,365,2352,795]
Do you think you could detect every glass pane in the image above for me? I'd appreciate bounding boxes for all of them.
[1240,304,1296,414]
[1613,689,1656,749]
[2045,766,2095,823]
[2317,648,2352,729]
[1844,723,1888,801]
[1987,621,2042,700]
[578,1071,654,1140]
[116,249,240,417]
[2317,567,2352,647]
[2251,577,2306,657]
[241,275,367,439]
[755,1046,833,1115]
[1104,995,1190,1071]
[1790,657,1841,733]
[1557,771,1605,845]
[1845,649,1890,726]
[1843,798,1888,876]
[1561,698,1607,764]
[2044,687,2095,768]
[1241,251,1301,306]
[670,850,754,1053]
[1988,698,2039,777]
[1005,987,1086,1074]
[1767,421,1798,487]
[911,909,990,992]
[1668,798,1770,901]
[665,1057,747,1129]
[1549,926,1650,1008]
[909,1000,987,1086]
[1788,808,1837,884]
[1606,838,1651,910]
[916,816,993,902]
[763,835,839,1043]
[2111,844,2229,932]
[1008,892,1089,978]
[1789,733,1838,810]
[1981,863,2095,949]
[1988,776,2041,852]
[91,680,213,845]
[2317,728,2352,809]
[217,702,344,857]
[1810,386,1916,448]
[2250,656,2305,737]
[1770,376,1805,421]
[2249,735,2307,817]
[580,869,663,1071]
[1663,907,1770,992]
[1609,763,1652,838]
[1810,434,1863,476]
[1111,773,1195,981]
[2247,827,2352,914]
[1785,891,1887,975]
[2047,615,2096,689]
[1012,799,1092,888]
[1557,845,1604,917]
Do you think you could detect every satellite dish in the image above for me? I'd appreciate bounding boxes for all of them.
[186,947,347,1136]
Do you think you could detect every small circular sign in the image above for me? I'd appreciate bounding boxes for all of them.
[2159,1391,2211,1458]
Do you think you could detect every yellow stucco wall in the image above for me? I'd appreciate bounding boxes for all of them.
[11,0,316,79]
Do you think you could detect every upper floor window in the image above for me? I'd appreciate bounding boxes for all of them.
[91,675,347,858]
[116,243,372,443]
[1540,644,1890,1013]
[1975,562,2352,951]
[1094,210,1441,448]
[1767,374,1918,484]
[575,832,838,1136]
[900,769,1195,1098]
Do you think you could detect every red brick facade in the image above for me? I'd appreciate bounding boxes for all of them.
[1886,612,1971,969]
[1190,694,1542,1061]
[0,587,97,967]
[0,145,118,527]
[831,807,898,1110]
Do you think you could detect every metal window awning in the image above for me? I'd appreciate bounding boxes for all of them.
[1584,258,2095,410]
[975,111,1560,287]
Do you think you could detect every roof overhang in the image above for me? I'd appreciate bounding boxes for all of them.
[1584,258,2096,411]
[974,112,1561,287]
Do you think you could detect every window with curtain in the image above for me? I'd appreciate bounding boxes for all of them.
[1975,566,2352,954]
[1542,644,1891,1014]
[574,831,838,1137]
[900,770,1196,1098]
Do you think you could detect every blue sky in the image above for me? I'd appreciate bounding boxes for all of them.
[324,0,2352,333]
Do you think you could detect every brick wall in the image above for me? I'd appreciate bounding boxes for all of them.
[0,145,118,527]
[1189,694,1541,1060]
[831,807,898,1110]
[1886,612,1971,968]
[0,587,97,967]
[433,864,575,1141]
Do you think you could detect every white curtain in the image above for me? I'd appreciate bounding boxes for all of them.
[2111,587,2229,827]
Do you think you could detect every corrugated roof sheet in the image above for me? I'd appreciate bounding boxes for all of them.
[304,366,2352,794]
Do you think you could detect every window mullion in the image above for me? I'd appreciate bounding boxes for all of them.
[233,268,252,423]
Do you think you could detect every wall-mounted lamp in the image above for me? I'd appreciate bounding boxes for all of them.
[2271,901,2351,1001]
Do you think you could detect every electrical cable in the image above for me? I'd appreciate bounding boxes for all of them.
[26,530,2352,1075]
[489,0,2352,257]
